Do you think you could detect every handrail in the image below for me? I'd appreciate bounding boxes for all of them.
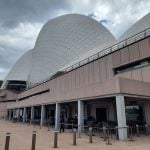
[27,28,150,89]
[63,28,150,72]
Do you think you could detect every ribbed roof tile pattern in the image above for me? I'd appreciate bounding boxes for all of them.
[1,50,32,89]
[2,14,116,88]
[29,14,116,84]
[119,13,150,41]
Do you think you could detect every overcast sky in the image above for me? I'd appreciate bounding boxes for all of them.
[0,0,150,80]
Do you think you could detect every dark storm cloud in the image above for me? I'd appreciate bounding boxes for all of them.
[0,0,150,80]
[0,0,72,79]
[0,45,23,72]
[0,0,71,28]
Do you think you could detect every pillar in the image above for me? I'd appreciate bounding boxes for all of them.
[31,106,35,121]
[40,105,46,127]
[116,95,127,140]
[23,107,27,123]
[78,100,84,133]
[144,102,150,125]
[55,103,60,130]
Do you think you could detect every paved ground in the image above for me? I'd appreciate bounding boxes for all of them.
[0,120,150,150]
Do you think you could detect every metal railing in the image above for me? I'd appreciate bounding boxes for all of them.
[6,116,150,137]
[2,119,150,149]
[27,28,150,90]
[63,28,150,72]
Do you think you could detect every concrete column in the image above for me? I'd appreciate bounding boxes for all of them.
[55,103,60,130]
[31,106,35,121]
[144,102,150,125]
[23,107,27,123]
[78,100,84,133]
[116,95,127,140]
[40,105,46,127]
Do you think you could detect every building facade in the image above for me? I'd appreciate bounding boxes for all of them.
[0,13,150,141]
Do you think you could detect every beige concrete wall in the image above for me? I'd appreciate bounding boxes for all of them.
[0,90,17,117]
[119,77,150,96]
[117,65,150,83]
[8,77,120,108]
[7,37,150,108]
[0,90,18,101]
[17,37,150,101]
[144,102,150,125]
[18,53,116,100]
[112,37,150,68]
[115,38,150,83]
[0,102,15,118]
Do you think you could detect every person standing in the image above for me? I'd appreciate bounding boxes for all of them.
[60,112,65,133]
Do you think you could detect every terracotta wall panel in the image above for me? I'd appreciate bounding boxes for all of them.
[117,71,132,79]
[100,57,107,81]
[142,66,150,82]
[93,60,100,83]
[55,78,62,94]
[64,75,68,93]
[106,55,113,78]
[0,102,13,118]
[71,71,76,89]
[120,47,130,64]
[61,76,66,93]
[131,68,143,81]
[75,68,80,88]
[112,50,121,67]
[53,78,57,96]
[79,67,85,87]
[50,79,54,96]
[14,38,150,104]
[56,77,60,94]
[83,65,89,85]
[68,71,72,90]
[129,43,140,62]
[119,77,150,97]
[139,38,150,59]
[88,63,94,84]
[5,91,18,100]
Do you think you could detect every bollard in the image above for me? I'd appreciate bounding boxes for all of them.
[89,127,93,143]
[78,125,82,138]
[54,130,59,148]
[136,125,140,136]
[106,129,112,145]
[31,131,36,150]
[103,126,107,141]
[72,122,74,132]
[129,127,134,142]
[78,130,81,138]
[4,133,11,150]
[73,129,77,145]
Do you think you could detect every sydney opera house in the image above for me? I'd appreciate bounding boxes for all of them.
[0,13,150,140]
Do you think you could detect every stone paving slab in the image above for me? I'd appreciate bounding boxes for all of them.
[0,120,150,150]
